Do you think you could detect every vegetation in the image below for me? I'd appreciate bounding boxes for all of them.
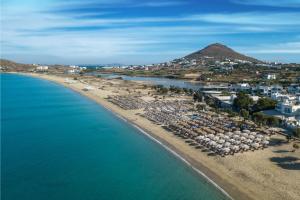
[169,85,182,94]
[253,97,277,112]
[152,85,168,94]
[293,128,300,138]
[240,109,250,119]
[193,92,203,102]
[196,104,206,111]
[252,112,280,126]
[292,143,299,152]
[233,92,254,111]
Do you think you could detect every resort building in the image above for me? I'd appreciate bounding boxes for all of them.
[254,85,283,97]
[275,97,300,116]
[231,83,251,92]
[265,74,276,80]
[288,84,300,94]
[36,66,48,72]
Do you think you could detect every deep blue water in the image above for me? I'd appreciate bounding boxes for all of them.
[1,73,228,200]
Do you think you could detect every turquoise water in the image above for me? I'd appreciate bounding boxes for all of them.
[1,73,228,200]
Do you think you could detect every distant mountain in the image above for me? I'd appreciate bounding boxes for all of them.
[184,43,261,63]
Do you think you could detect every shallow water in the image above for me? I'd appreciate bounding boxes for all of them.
[1,73,229,200]
[96,73,203,90]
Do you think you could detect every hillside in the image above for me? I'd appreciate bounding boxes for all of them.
[184,43,261,63]
[0,59,35,71]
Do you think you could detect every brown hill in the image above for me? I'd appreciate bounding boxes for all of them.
[184,43,261,63]
[0,59,35,71]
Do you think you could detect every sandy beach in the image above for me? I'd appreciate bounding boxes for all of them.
[23,73,300,200]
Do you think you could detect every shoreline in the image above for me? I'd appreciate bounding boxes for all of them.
[12,72,300,200]
[18,72,245,200]
[111,110,233,199]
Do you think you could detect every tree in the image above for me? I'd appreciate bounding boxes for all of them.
[266,116,279,127]
[193,92,203,102]
[253,97,277,112]
[183,88,189,94]
[233,92,254,111]
[286,134,292,142]
[293,128,300,138]
[240,109,249,119]
[159,87,168,94]
[252,112,266,125]
[196,104,206,111]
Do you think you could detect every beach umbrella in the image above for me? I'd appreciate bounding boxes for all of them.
[209,141,217,147]
[224,142,231,147]
[196,135,205,140]
[241,144,250,151]
[204,138,211,143]
[233,135,240,139]
[213,136,220,141]
[242,133,249,138]
[232,145,240,152]
[226,132,234,136]
[264,136,270,141]
[208,134,215,139]
[249,135,255,140]
[250,132,257,136]
[246,139,252,144]
[218,139,225,144]
[262,140,269,146]
[255,137,262,142]
[234,140,241,145]
[224,135,230,141]
[251,143,260,149]
[223,147,231,154]
[243,129,250,133]
[218,133,225,137]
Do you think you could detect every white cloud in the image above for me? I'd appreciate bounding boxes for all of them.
[232,0,300,8]
[238,42,300,54]
[189,12,300,25]
[2,1,300,64]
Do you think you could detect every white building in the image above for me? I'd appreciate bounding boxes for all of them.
[231,83,251,92]
[255,85,283,96]
[265,74,276,80]
[288,84,300,94]
[36,66,48,72]
[275,97,300,116]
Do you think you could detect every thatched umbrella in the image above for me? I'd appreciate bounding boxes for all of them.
[224,142,231,147]
[251,142,260,150]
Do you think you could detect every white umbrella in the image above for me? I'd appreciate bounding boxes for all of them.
[224,142,231,147]
[218,139,226,144]
[250,132,257,136]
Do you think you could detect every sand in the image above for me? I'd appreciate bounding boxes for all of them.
[22,73,300,200]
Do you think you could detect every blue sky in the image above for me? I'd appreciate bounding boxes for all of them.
[1,0,300,64]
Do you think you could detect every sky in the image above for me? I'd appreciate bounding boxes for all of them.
[1,0,300,65]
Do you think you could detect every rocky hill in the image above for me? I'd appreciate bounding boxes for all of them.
[184,43,261,63]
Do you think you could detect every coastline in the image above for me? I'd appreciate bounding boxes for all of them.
[15,72,300,200]
[18,72,239,199]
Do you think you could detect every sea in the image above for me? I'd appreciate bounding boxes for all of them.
[1,73,229,200]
